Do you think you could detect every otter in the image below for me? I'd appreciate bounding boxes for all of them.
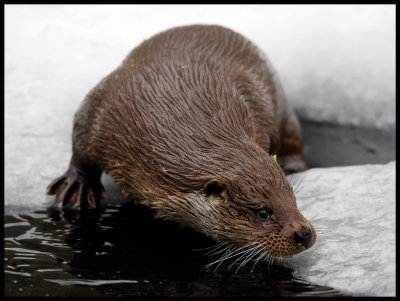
[47,25,316,260]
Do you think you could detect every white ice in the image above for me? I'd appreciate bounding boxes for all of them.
[5,5,395,130]
[288,162,396,296]
[4,4,396,296]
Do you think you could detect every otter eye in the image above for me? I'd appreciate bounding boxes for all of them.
[258,208,272,220]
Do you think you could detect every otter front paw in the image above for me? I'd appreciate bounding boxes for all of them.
[46,167,105,218]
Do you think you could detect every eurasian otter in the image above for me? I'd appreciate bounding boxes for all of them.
[47,25,315,261]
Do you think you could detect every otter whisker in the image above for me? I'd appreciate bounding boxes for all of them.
[205,243,232,258]
[250,242,268,271]
[214,251,236,271]
[205,242,258,271]
[251,253,264,272]
[288,174,294,185]
[284,255,293,266]
[313,226,328,233]
[313,228,333,236]
[245,244,266,266]
[310,216,328,224]
[193,242,227,253]
[216,244,237,260]
[273,254,281,267]
[278,255,284,266]
[202,242,230,256]
[233,252,253,273]
[253,250,271,270]
[205,245,237,270]
[261,253,270,269]
[228,244,260,270]
[236,243,268,273]
[215,242,257,264]
[213,245,250,272]
[235,246,263,273]
[265,251,276,270]
[289,173,302,189]
[294,184,305,194]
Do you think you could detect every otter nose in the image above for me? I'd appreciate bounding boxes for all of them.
[294,226,312,248]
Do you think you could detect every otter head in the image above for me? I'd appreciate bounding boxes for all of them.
[199,153,316,259]
[159,153,315,260]
[154,152,316,267]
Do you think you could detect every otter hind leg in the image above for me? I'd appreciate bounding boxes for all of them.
[277,108,307,175]
[46,155,105,219]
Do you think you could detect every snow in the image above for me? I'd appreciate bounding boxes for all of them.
[5,5,395,130]
[4,4,396,296]
[287,162,396,296]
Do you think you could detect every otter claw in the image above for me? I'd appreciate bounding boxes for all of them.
[46,175,67,195]
[46,167,105,219]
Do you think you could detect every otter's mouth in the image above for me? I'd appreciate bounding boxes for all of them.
[297,243,308,250]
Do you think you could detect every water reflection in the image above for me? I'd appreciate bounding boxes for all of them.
[4,202,348,296]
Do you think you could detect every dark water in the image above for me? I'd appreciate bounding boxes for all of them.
[4,202,346,297]
[300,119,395,168]
[4,120,395,297]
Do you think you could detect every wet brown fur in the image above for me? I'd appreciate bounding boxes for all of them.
[48,25,315,258]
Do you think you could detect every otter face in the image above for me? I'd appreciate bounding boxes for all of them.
[202,175,317,258]
[151,156,316,270]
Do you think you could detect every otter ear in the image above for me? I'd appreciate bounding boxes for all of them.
[204,179,226,196]
[271,154,277,162]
